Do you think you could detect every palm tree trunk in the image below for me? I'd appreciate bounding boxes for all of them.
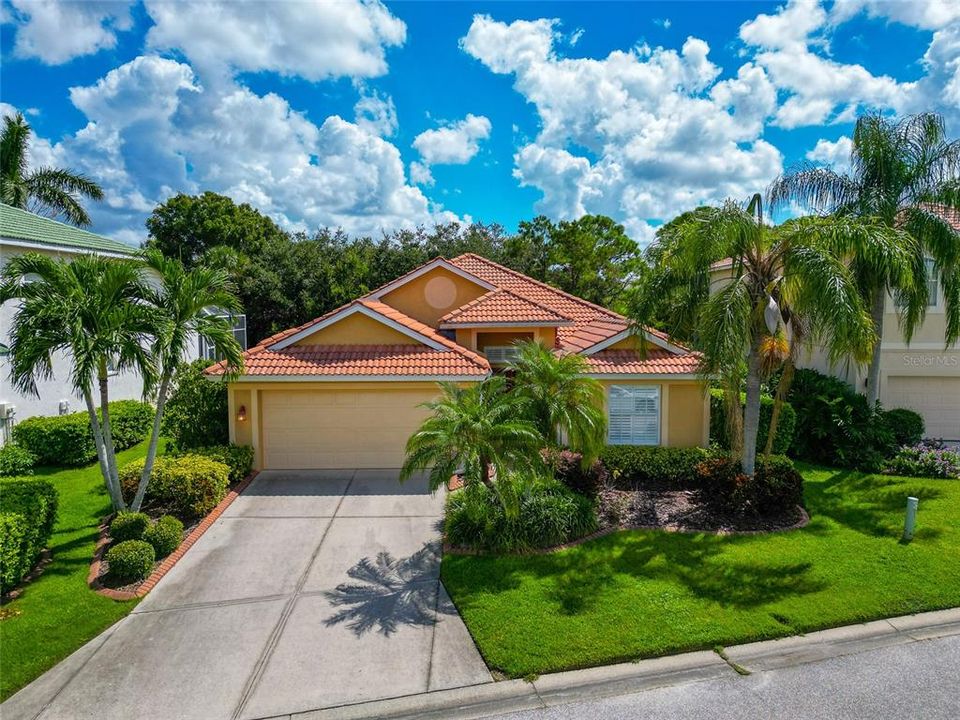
[866,286,885,406]
[742,344,762,477]
[479,455,494,488]
[83,388,123,510]
[98,367,124,509]
[132,371,172,512]
[764,358,795,458]
[722,372,744,456]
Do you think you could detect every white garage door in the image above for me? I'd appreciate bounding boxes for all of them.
[260,388,438,469]
[885,376,960,441]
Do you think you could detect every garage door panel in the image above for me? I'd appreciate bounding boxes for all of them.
[885,376,960,441]
[261,388,438,469]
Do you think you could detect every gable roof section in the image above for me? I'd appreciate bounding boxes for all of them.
[0,203,134,256]
[366,257,496,300]
[207,298,489,378]
[584,348,702,376]
[438,288,574,327]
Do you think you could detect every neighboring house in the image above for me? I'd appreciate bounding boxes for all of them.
[0,204,242,441]
[207,254,707,471]
[709,205,960,441]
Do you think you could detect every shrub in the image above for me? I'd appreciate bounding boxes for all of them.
[540,448,608,499]
[881,408,925,448]
[105,540,155,582]
[709,390,796,455]
[119,455,230,518]
[12,401,153,467]
[786,368,895,470]
[166,444,253,485]
[110,512,150,543]
[0,444,36,477]
[0,478,59,593]
[143,516,184,558]
[599,446,709,489]
[445,481,598,553]
[696,454,804,517]
[885,440,960,479]
[162,360,229,449]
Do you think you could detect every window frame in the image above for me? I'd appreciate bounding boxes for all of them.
[607,384,661,446]
[199,312,247,362]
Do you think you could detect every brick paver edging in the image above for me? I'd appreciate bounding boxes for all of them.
[87,470,260,601]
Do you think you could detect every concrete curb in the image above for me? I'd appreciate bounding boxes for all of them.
[250,607,960,720]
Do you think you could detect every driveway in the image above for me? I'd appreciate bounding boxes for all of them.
[3,470,492,720]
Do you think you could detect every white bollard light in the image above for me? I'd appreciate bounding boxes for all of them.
[903,496,919,541]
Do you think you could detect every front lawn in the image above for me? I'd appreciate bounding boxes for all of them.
[0,441,162,700]
[442,465,960,677]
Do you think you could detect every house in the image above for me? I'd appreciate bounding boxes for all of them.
[0,203,243,441]
[709,205,960,441]
[207,254,707,471]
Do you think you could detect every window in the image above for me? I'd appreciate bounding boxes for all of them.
[484,346,521,365]
[925,257,939,307]
[607,385,660,445]
[199,312,247,361]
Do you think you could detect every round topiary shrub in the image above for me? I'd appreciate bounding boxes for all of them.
[105,540,155,582]
[110,511,150,542]
[143,515,184,558]
[883,408,925,448]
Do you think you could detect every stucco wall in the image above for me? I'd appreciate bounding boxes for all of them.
[380,266,488,326]
[292,312,418,345]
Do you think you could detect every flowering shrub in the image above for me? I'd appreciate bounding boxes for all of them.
[885,439,960,479]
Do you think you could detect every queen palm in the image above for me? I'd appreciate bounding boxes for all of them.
[0,254,155,509]
[400,377,541,505]
[130,249,245,511]
[509,340,606,461]
[634,194,913,476]
[1,112,104,226]
[770,112,960,405]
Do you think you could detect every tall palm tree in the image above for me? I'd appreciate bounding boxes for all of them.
[130,249,245,511]
[1,112,104,226]
[0,254,156,509]
[634,194,913,476]
[509,340,606,461]
[400,377,541,500]
[769,112,960,405]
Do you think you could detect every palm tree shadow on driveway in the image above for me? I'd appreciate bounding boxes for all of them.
[323,541,455,637]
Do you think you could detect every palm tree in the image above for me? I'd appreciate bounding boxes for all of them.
[0,254,156,509]
[1,112,104,226]
[769,112,960,405]
[130,249,245,511]
[509,340,606,461]
[634,194,913,476]
[400,377,541,499]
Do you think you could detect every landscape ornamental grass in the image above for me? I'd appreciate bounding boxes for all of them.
[0,478,59,594]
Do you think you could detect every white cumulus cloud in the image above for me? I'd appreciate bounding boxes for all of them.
[412,114,492,165]
[805,136,854,175]
[3,0,135,64]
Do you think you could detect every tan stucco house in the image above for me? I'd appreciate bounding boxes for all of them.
[208,254,708,470]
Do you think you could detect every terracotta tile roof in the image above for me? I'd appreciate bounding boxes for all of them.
[217,344,489,377]
[206,299,489,377]
[439,288,573,326]
[584,349,703,375]
[921,203,960,231]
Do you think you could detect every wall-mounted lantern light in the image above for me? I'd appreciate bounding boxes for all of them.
[237,405,247,422]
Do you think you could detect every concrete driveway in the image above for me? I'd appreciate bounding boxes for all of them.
[3,470,491,720]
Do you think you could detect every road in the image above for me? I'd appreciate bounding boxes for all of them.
[491,634,960,720]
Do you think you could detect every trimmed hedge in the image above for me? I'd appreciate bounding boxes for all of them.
[709,389,796,455]
[696,454,804,517]
[143,516,184,558]
[0,444,36,477]
[105,540,155,582]
[162,360,229,449]
[110,512,150,543]
[119,455,230,518]
[0,478,59,593]
[599,445,709,489]
[446,481,598,553]
[166,444,253,485]
[882,408,925,448]
[12,401,153,467]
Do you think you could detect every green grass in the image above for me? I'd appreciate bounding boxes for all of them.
[442,465,960,677]
[0,441,162,700]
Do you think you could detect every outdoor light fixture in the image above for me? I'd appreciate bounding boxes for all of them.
[237,405,247,422]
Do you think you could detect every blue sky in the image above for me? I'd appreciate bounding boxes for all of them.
[1,0,958,246]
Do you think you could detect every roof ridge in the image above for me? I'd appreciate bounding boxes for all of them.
[1,202,134,254]
[451,253,625,322]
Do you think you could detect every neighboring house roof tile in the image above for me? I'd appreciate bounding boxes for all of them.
[584,349,702,375]
[0,203,134,255]
[921,203,960,231]
[438,288,573,326]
